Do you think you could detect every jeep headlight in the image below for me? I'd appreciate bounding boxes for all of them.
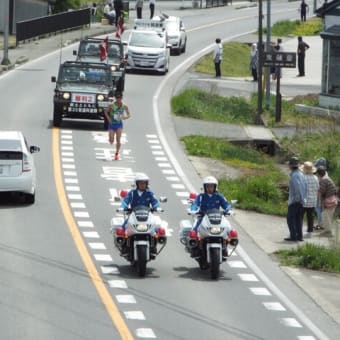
[111,65,117,72]
[63,92,70,100]
[97,94,104,101]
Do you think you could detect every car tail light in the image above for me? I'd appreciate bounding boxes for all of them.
[22,154,31,172]
[116,227,125,236]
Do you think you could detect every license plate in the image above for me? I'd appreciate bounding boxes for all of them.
[71,93,96,104]
[98,101,110,108]
[140,61,150,66]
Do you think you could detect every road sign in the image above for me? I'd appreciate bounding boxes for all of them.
[263,52,296,68]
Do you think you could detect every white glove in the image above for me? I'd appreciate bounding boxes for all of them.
[189,209,199,215]
[226,209,234,216]
[116,207,124,212]
[156,207,163,212]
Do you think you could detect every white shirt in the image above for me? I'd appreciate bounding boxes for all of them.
[213,43,223,62]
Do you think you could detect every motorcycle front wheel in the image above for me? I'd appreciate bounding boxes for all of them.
[136,245,147,277]
[210,248,220,280]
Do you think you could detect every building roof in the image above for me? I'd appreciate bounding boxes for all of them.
[320,25,340,39]
[316,0,340,17]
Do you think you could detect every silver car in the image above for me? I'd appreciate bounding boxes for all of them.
[153,15,187,55]
[0,131,40,204]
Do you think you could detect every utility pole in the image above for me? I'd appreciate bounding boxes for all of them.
[265,0,271,109]
[257,0,263,122]
[1,0,11,66]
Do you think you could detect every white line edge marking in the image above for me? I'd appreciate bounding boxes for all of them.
[153,30,330,340]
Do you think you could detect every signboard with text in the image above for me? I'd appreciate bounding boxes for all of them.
[263,52,296,68]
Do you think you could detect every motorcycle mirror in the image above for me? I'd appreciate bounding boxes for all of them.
[159,196,167,203]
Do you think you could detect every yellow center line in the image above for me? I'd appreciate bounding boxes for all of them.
[52,128,134,340]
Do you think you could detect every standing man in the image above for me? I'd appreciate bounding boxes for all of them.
[149,0,156,19]
[297,36,310,77]
[285,157,307,242]
[135,0,143,19]
[114,0,123,27]
[299,0,309,22]
[213,38,223,78]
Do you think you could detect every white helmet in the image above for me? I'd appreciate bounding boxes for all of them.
[135,173,149,187]
[203,176,218,192]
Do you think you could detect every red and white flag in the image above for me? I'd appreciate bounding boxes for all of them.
[115,17,125,39]
[99,36,109,62]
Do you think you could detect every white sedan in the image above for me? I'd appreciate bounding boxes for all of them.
[0,131,40,204]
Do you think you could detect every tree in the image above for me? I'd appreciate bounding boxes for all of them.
[51,0,82,13]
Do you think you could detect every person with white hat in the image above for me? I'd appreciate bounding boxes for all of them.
[300,161,319,238]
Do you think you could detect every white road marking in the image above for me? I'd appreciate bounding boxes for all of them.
[238,273,259,282]
[148,140,160,144]
[78,221,94,228]
[82,231,100,238]
[298,336,316,340]
[65,178,79,184]
[62,157,74,163]
[250,287,272,296]
[171,183,185,189]
[116,295,136,304]
[108,280,128,289]
[61,140,73,145]
[263,302,286,311]
[155,157,168,161]
[162,169,175,174]
[146,134,157,138]
[61,135,73,139]
[158,163,171,168]
[101,166,135,182]
[176,192,189,197]
[64,171,77,176]
[61,146,73,150]
[94,254,113,262]
[74,211,90,218]
[62,164,76,169]
[66,185,80,191]
[124,311,145,320]
[89,242,106,250]
[280,318,302,328]
[150,145,162,149]
[68,194,83,200]
[166,176,180,181]
[70,202,86,208]
[152,150,164,155]
[62,152,74,156]
[61,130,72,134]
[101,265,119,274]
[135,328,156,338]
[228,261,247,268]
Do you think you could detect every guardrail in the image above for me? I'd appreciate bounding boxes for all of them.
[16,8,91,44]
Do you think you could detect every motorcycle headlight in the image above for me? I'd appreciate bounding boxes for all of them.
[63,92,70,100]
[111,65,117,72]
[210,227,222,234]
[97,94,104,101]
[136,224,148,232]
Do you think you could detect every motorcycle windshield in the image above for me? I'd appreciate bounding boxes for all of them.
[132,206,150,222]
[205,209,223,225]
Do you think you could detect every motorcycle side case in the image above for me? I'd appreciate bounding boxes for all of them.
[179,219,192,245]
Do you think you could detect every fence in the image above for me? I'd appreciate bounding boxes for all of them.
[16,8,90,44]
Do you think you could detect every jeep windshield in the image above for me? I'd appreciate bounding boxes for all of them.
[79,42,122,58]
[129,31,165,48]
[60,66,111,84]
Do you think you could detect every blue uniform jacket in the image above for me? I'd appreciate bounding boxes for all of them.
[191,192,231,213]
[121,189,160,210]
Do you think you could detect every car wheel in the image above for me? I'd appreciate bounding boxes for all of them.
[181,40,186,53]
[53,107,62,127]
[25,192,35,204]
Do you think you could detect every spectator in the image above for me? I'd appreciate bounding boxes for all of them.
[249,43,258,81]
[285,157,307,242]
[300,161,319,238]
[299,0,309,22]
[316,166,338,237]
[91,3,97,22]
[114,0,123,27]
[103,2,116,25]
[136,0,143,19]
[213,38,223,78]
[149,0,156,19]
[297,36,310,77]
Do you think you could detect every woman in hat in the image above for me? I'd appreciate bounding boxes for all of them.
[300,161,319,238]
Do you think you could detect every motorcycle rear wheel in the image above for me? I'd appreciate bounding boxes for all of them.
[136,245,147,277]
[210,248,220,280]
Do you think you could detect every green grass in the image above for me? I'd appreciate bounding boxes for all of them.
[171,88,256,124]
[275,244,340,273]
[181,135,287,215]
[194,42,250,77]
[266,18,323,37]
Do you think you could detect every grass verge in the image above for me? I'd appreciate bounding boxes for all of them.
[274,243,340,273]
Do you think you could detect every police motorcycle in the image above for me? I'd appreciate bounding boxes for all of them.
[111,190,167,277]
[179,193,239,280]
